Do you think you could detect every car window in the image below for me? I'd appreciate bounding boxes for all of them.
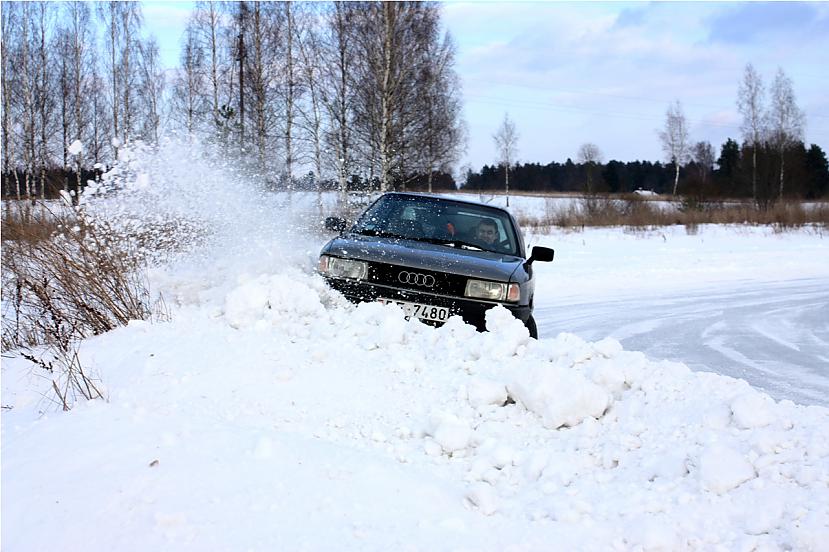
[353,195,520,256]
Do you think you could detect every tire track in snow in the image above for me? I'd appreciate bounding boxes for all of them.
[534,278,829,407]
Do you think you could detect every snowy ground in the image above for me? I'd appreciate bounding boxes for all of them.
[527,226,829,408]
[2,142,828,551]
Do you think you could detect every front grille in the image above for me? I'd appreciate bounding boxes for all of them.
[367,262,467,297]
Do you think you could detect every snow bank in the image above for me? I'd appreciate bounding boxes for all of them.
[6,262,826,551]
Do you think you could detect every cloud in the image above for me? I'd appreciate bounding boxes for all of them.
[706,2,829,45]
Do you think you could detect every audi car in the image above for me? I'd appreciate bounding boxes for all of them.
[318,192,554,338]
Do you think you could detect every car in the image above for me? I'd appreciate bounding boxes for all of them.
[318,192,554,338]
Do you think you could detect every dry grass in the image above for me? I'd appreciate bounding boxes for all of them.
[2,200,159,409]
[516,196,829,233]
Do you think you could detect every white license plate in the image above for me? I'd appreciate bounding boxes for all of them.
[379,299,450,322]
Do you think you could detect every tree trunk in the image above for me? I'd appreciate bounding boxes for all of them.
[379,3,393,193]
[285,3,294,191]
[779,148,785,199]
[505,164,510,207]
[673,163,680,195]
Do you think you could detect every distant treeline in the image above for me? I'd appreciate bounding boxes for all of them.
[2,168,102,201]
[463,139,829,202]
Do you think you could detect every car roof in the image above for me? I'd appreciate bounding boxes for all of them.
[382,192,511,214]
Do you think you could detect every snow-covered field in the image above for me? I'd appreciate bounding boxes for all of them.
[2,141,828,551]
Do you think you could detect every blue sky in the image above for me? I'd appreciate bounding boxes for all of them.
[144,1,829,171]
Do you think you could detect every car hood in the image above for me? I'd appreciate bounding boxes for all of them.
[321,234,524,282]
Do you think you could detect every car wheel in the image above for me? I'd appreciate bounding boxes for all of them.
[525,314,538,339]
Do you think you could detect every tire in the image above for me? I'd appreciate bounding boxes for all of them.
[525,314,538,339]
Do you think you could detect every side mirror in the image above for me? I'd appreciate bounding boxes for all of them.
[524,245,554,268]
[325,216,347,233]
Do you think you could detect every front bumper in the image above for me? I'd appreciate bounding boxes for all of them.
[324,277,530,331]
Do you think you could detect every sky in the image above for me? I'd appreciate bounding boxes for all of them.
[143,1,829,172]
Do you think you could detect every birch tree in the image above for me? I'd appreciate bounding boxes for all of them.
[493,112,519,206]
[295,4,325,183]
[137,37,165,143]
[19,2,37,198]
[692,141,715,185]
[282,1,298,188]
[34,1,57,198]
[192,1,225,126]
[737,63,765,202]
[1,4,19,197]
[67,1,94,192]
[659,100,690,195]
[767,68,805,199]
[240,2,281,171]
[321,1,357,203]
[417,24,464,193]
[352,2,429,191]
[173,23,207,136]
[577,143,602,193]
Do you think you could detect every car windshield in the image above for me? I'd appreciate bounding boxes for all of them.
[352,195,521,256]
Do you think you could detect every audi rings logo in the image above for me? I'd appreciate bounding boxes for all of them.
[398,271,435,288]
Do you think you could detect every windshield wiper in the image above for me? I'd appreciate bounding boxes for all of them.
[418,237,484,251]
[355,228,403,239]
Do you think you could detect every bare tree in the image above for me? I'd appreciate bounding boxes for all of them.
[321,1,357,204]
[282,1,298,189]
[659,100,690,195]
[192,1,225,125]
[88,68,111,167]
[417,24,464,193]
[239,2,282,171]
[34,1,58,199]
[98,2,120,154]
[577,143,602,194]
[67,1,94,193]
[767,67,805,199]
[1,4,20,197]
[493,112,519,206]
[172,23,207,136]
[118,3,142,146]
[737,63,765,202]
[137,37,165,143]
[294,3,328,207]
[351,2,431,191]
[692,141,715,185]
[19,2,37,198]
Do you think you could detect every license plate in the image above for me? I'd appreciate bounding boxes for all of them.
[379,299,450,322]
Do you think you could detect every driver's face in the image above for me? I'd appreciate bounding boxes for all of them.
[476,224,498,244]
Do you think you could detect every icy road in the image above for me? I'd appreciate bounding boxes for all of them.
[525,224,829,409]
[536,278,829,408]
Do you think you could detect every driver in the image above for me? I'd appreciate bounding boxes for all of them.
[475,218,499,245]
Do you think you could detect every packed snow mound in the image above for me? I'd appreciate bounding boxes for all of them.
[4,263,827,550]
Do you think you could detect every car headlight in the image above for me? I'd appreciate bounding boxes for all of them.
[465,279,520,302]
[318,255,368,280]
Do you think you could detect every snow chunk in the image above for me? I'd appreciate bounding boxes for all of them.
[464,483,498,516]
[429,414,472,454]
[593,337,623,357]
[731,392,776,429]
[484,306,529,350]
[224,274,325,329]
[699,444,756,493]
[466,378,508,408]
[508,365,610,429]
[68,139,84,155]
